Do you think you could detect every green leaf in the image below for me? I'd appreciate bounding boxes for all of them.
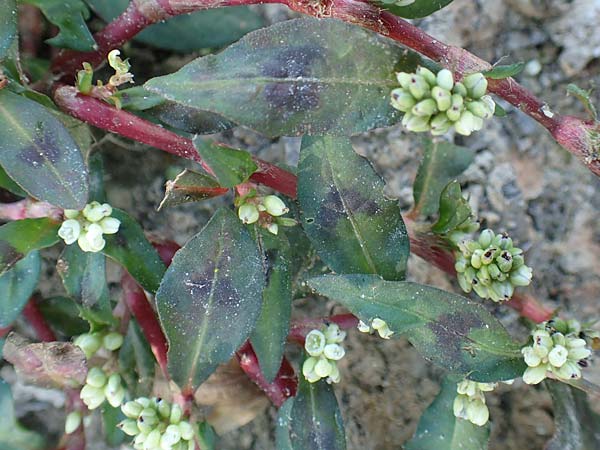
[0,251,41,327]
[249,229,293,382]
[483,62,525,80]
[412,139,474,218]
[375,0,454,19]
[288,378,346,449]
[156,208,264,392]
[24,0,95,51]
[145,18,423,137]
[102,405,125,446]
[158,169,229,210]
[197,422,218,450]
[0,165,27,197]
[431,181,473,234]
[298,136,409,280]
[102,209,166,294]
[545,381,600,450]
[37,296,89,336]
[0,218,60,274]
[87,151,107,203]
[193,140,258,188]
[405,377,490,450]
[0,0,17,61]
[494,103,507,117]
[119,322,155,395]
[0,89,89,209]
[0,379,44,450]
[309,275,526,382]
[86,0,265,51]
[275,398,294,450]
[567,83,598,121]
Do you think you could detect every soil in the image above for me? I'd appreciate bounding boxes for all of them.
[4,1,600,449]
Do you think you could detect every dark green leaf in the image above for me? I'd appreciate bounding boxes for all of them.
[288,377,346,450]
[193,140,257,188]
[102,209,166,294]
[275,398,294,450]
[159,169,229,210]
[483,62,525,80]
[0,89,89,209]
[102,405,125,446]
[405,377,490,450]
[309,275,526,382]
[86,0,265,51]
[197,422,217,450]
[431,181,473,234]
[118,87,166,111]
[0,218,59,274]
[24,0,95,51]
[250,229,293,382]
[87,151,107,203]
[0,165,27,197]
[37,296,89,336]
[375,0,454,19]
[567,83,598,121]
[156,208,264,391]
[298,136,409,280]
[145,18,422,137]
[0,0,17,61]
[0,252,40,327]
[0,379,44,450]
[494,103,507,117]
[119,322,155,395]
[545,381,600,450]
[412,139,474,218]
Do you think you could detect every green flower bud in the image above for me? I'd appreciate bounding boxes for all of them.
[324,323,346,343]
[140,408,159,428]
[238,204,259,224]
[555,360,581,380]
[83,201,107,222]
[74,333,102,358]
[487,263,501,279]
[99,216,120,235]
[455,256,468,273]
[412,98,437,117]
[436,69,454,91]
[80,384,105,410]
[430,113,451,135]
[157,399,171,420]
[327,362,341,384]
[103,332,124,351]
[477,229,494,248]
[416,66,437,86]
[470,249,484,269]
[267,223,279,235]
[491,281,513,301]
[408,74,430,100]
[472,281,489,299]
[145,429,162,450]
[431,86,452,111]
[136,397,152,408]
[452,82,468,97]
[454,111,476,136]
[105,385,125,408]
[170,404,183,424]
[64,209,80,219]
[302,357,317,378]
[496,251,513,272]
[457,273,472,293]
[477,266,491,285]
[86,367,107,388]
[463,73,488,99]
[65,411,82,434]
[403,114,431,132]
[467,100,493,119]
[161,424,182,448]
[119,418,140,436]
[390,88,416,112]
[510,265,532,286]
[277,217,297,227]
[396,72,411,89]
[262,195,289,217]
[512,254,525,269]
[305,330,326,356]
[314,358,333,378]
[178,421,194,441]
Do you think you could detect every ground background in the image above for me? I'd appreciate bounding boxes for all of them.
[3,0,600,449]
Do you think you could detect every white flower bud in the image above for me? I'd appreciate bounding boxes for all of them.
[568,346,591,361]
[305,330,326,356]
[302,357,317,378]
[548,345,568,367]
[86,367,107,388]
[100,217,120,235]
[466,399,489,426]
[327,362,340,384]
[170,404,183,424]
[122,400,144,419]
[144,429,162,450]
[262,195,289,216]
[267,223,279,235]
[436,69,454,91]
[453,395,467,419]
[64,209,80,219]
[523,364,548,385]
[83,201,106,222]
[178,421,194,440]
[238,204,259,224]
[324,323,346,343]
[510,265,532,286]
[58,219,81,245]
[376,324,394,339]
[161,424,182,448]
[357,320,371,333]
[80,384,105,410]
[396,72,411,89]
[314,358,333,378]
[65,411,82,434]
[119,418,139,436]
[324,343,345,361]
[555,360,581,380]
[106,385,125,408]
[157,399,171,420]
[454,111,476,136]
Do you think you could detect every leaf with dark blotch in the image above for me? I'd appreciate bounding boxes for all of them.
[412,139,474,218]
[0,379,44,450]
[298,136,409,280]
[309,275,526,382]
[117,87,166,111]
[0,165,27,197]
[0,219,59,275]
[545,380,600,450]
[156,208,264,392]
[194,140,258,188]
[375,0,454,19]
[3,333,88,388]
[483,62,525,80]
[0,90,89,209]
[0,251,40,327]
[152,102,235,135]
[0,0,16,60]
[431,181,473,234]
[102,209,166,294]
[25,0,95,51]
[145,18,424,137]
[86,0,265,52]
[405,377,490,450]
[287,377,346,450]
[250,229,293,382]
[158,169,229,210]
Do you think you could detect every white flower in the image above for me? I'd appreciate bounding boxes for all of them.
[238,204,259,224]
[100,216,120,234]
[58,219,81,245]
[79,223,106,252]
[262,195,289,217]
[323,343,345,360]
[305,330,326,357]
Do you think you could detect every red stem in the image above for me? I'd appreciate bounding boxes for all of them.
[121,272,169,376]
[236,341,297,407]
[22,297,57,342]
[288,313,359,345]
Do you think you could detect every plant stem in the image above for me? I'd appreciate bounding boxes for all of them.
[0,199,61,221]
[22,297,57,342]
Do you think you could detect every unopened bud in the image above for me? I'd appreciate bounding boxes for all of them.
[390,88,416,112]
[412,98,437,117]
[305,330,326,356]
[436,69,454,91]
[431,86,452,111]
[263,195,289,216]
[408,75,430,100]
[65,411,82,434]
[238,204,259,224]
[103,332,124,351]
[416,66,436,85]
[463,73,488,99]
[86,367,107,388]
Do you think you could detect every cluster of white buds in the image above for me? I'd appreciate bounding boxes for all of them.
[453,229,532,302]
[65,411,82,434]
[237,194,295,235]
[391,68,495,136]
[80,368,126,410]
[119,397,195,450]
[357,318,394,339]
[302,323,346,384]
[74,330,124,359]
[58,201,120,253]
[522,319,592,385]
[452,379,497,426]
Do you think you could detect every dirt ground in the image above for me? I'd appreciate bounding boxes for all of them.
[4,0,600,449]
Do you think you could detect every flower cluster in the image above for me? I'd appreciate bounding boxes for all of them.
[237,194,295,235]
[302,323,347,384]
[119,397,195,450]
[391,68,495,136]
[453,229,532,302]
[74,330,124,359]
[522,320,592,385]
[357,317,394,339]
[58,201,120,253]
[80,368,126,410]
[452,380,497,426]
